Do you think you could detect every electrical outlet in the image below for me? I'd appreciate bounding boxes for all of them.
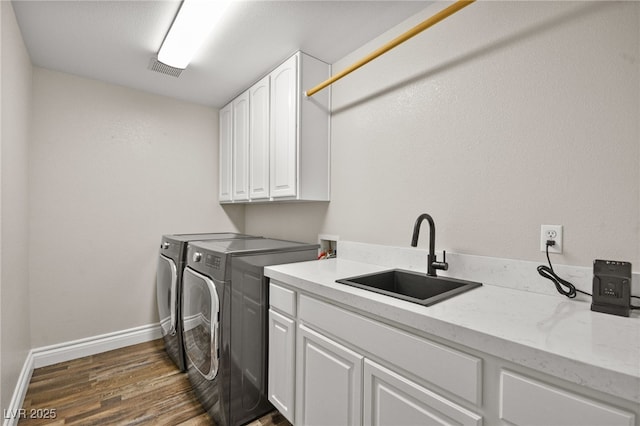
[540,225,563,253]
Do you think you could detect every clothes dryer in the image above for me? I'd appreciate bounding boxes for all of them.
[182,238,317,426]
[156,233,259,372]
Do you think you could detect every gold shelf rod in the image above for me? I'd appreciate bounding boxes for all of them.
[305,0,476,97]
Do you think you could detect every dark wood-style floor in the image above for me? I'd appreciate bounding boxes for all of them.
[18,339,292,426]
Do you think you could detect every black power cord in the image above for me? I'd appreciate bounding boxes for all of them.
[537,240,640,309]
[537,241,590,298]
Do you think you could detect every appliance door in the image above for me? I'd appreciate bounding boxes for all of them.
[157,254,178,336]
[182,267,221,380]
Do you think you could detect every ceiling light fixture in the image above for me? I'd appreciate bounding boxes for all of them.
[158,0,233,70]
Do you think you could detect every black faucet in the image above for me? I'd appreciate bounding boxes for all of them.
[411,213,449,277]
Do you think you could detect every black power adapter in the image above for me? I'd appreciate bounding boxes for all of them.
[591,260,632,317]
[538,241,639,316]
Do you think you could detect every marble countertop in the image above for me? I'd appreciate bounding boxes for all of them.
[265,257,640,404]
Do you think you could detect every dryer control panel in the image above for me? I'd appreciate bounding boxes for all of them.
[206,254,222,269]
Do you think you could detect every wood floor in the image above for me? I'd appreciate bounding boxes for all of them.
[18,339,292,426]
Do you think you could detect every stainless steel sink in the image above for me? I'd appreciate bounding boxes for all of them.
[336,269,482,306]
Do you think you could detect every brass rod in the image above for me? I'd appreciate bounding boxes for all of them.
[305,0,476,97]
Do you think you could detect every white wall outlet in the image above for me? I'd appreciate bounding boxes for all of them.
[540,225,563,253]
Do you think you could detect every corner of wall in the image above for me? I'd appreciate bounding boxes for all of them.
[1,0,33,415]
[0,0,4,414]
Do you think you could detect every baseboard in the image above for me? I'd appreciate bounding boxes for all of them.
[2,351,34,426]
[32,323,162,368]
[3,323,161,426]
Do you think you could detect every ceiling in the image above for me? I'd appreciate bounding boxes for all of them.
[12,0,430,107]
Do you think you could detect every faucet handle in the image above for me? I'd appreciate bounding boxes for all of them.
[432,250,449,271]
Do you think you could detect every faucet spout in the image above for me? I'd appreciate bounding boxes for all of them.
[411,213,435,249]
[411,213,448,277]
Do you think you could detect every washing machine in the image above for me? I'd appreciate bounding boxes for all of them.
[156,233,259,372]
[182,238,318,426]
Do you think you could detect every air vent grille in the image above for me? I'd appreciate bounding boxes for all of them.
[149,58,183,77]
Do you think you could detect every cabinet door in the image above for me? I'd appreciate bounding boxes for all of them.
[270,54,298,198]
[296,324,363,426]
[363,360,482,426]
[268,309,295,423]
[232,91,249,201]
[249,75,270,200]
[219,102,233,202]
[500,370,635,426]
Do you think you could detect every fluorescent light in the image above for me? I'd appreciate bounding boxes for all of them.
[158,0,232,70]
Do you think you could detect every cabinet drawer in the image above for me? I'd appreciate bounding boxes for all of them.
[500,370,635,426]
[299,294,482,405]
[270,282,296,317]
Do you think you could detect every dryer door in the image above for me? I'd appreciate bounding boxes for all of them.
[182,267,221,380]
[156,254,178,336]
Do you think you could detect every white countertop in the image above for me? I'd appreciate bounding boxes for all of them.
[265,257,640,404]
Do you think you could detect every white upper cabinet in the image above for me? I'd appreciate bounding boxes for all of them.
[249,75,271,200]
[232,91,250,201]
[218,103,232,202]
[219,51,330,203]
[270,54,298,198]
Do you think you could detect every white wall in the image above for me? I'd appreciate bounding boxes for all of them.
[246,1,639,269]
[29,69,244,347]
[1,0,33,413]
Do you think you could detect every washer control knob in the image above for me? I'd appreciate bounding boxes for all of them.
[193,252,202,263]
[161,242,170,250]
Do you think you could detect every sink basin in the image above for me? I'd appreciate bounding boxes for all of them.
[336,269,482,306]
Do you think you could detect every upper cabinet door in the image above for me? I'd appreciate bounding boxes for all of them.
[270,54,298,199]
[219,103,233,202]
[232,91,250,201]
[249,75,270,200]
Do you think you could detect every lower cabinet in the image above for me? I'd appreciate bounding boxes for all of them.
[500,370,636,426]
[293,322,480,426]
[268,309,296,423]
[267,281,638,426]
[363,360,482,426]
[268,283,483,426]
[296,325,363,426]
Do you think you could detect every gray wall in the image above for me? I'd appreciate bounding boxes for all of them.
[245,1,640,269]
[1,1,33,412]
[28,68,244,347]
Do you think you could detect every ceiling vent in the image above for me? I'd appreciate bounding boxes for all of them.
[149,58,183,78]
